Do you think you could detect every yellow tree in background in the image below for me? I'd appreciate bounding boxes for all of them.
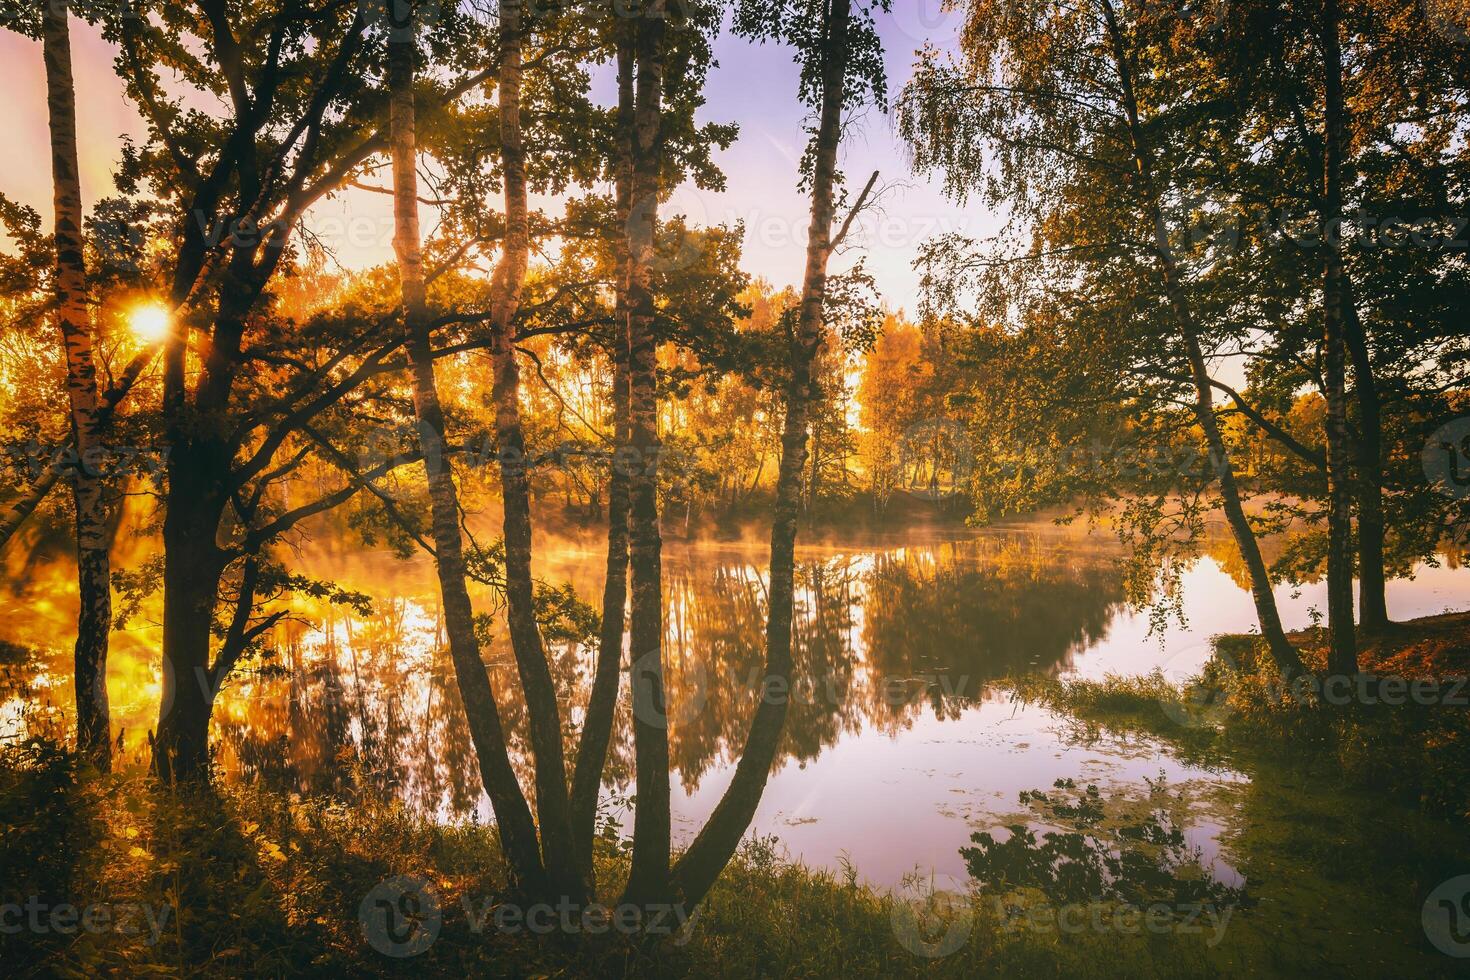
[857,314,935,509]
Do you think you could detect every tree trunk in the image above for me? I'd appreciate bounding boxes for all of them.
[388,27,547,896]
[154,234,280,781]
[153,261,270,783]
[151,269,244,783]
[154,456,226,783]
[569,27,636,884]
[1320,0,1360,675]
[1343,278,1388,633]
[569,330,630,881]
[623,0,672,908]
[1099,0,1305,681]
[43,0,112,770]
[483,0,586,903]
[671,0,854,911]
[1180,325,1306,680]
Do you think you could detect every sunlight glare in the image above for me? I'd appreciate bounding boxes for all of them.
[129,303,172,343]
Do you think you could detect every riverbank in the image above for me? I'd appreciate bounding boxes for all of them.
[7,608,1470,977]
[4,591,1467,976]
[0,737,1371,978]
[1011,611,1470,825]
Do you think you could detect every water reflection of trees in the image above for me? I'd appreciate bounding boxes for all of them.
[660,557,866,793]
[961,777,1249,911]
[643,536,1126,792]
[859,537,1125,730]
[212,533,1127,815]
[214,603,488,819]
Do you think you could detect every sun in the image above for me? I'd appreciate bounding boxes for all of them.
[129,303,172,343]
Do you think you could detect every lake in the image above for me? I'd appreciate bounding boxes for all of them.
[3,518,1468,972]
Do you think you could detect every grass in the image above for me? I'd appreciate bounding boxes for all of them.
[0,738,1305,978]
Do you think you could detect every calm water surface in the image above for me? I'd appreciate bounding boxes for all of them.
[3,520,1468,971]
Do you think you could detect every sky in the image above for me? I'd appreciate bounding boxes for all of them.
[0,3,999,314]
[673,4,1001,312]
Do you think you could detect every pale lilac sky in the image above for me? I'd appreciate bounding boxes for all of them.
[0,3,997,312]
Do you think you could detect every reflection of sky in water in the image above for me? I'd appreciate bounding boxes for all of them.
[2,523,1465,889]
[1069,558,1470,683]
[673,699,1249,891]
